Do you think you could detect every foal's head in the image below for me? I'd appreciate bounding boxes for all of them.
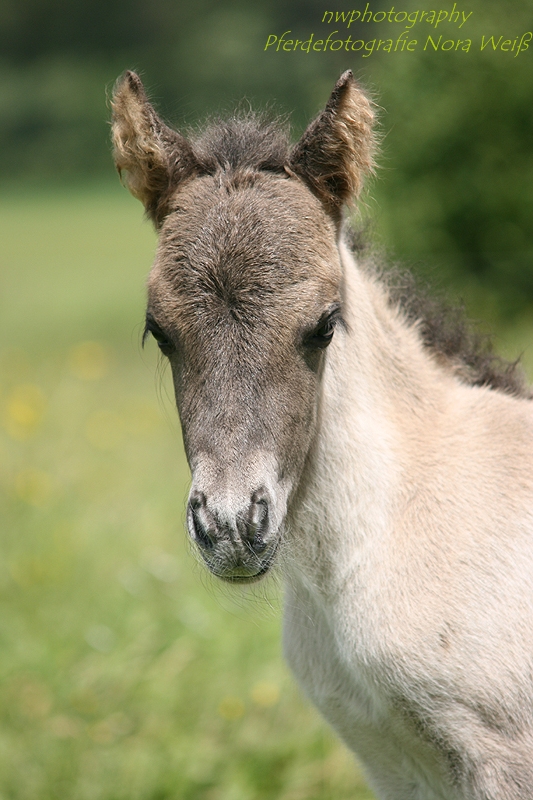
[112,71,375,581]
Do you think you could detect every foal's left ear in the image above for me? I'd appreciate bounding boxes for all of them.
[111,71,198,226]
[288,71,376,218]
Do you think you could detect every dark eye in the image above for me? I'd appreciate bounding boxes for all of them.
[311,318,335,347]
[304,306,342,350]
[142,314,174,356]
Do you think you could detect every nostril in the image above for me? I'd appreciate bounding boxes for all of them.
[189,490,205,511]
[190,513,214,551]
[187,492,216,551]
[243,490,270,553]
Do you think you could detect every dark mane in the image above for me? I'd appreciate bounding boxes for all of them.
[388,269,530,398]
[189,115,529,400]
[346,228,531,399]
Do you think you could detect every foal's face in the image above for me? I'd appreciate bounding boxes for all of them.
[112,68,375,581]
[146,173,341,581]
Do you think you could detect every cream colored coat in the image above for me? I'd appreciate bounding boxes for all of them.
[284,242,533,799]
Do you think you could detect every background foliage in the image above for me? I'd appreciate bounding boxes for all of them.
[1,0,532,318]
[1,1,532,798]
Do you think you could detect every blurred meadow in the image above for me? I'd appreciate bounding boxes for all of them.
[0,187,375,799]
[1,0,533,797]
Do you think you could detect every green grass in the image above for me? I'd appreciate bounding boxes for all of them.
[0,185,376,800]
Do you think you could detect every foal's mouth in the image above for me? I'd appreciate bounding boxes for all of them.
[202,539,280,584]
[216,560,274,584]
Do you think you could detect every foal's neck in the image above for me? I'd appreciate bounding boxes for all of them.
[286,243,451,594]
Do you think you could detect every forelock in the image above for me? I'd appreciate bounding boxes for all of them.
[189,114,291,176]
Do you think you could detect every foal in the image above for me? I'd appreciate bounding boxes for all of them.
[112,70,533,799]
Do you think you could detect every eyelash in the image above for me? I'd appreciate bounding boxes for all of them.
[304,306,343,349]
[143,316,174,356]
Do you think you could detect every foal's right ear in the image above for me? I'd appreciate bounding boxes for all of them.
[111,71,198,226]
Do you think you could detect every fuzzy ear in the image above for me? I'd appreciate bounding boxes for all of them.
[111,71,198,226]
[288,71,376,218]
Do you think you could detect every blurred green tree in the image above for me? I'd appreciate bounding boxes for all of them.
[0,0,531,318]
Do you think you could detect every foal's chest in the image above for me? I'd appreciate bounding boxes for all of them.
[283,583,392,737]
[282,583,457,799]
